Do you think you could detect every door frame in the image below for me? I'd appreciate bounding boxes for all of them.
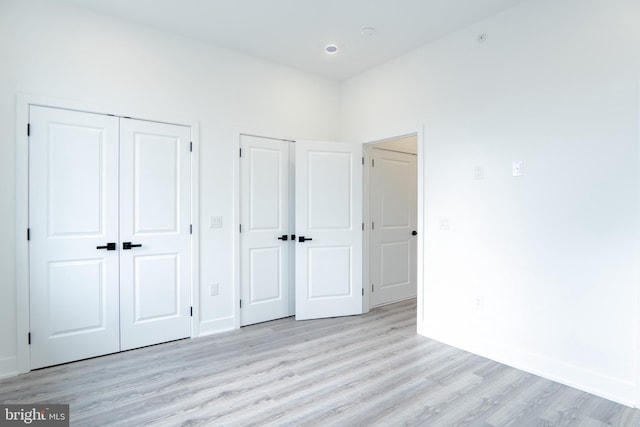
[362,127,425,324]
[233,127,425,327]
[15,93,200,374]
[364,140,418,310]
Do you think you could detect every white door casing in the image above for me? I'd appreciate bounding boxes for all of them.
[240,135,294,326]
[295,140,363,320]
[370,149,417,307]
[29,106,121,369]
[119,118,192,350]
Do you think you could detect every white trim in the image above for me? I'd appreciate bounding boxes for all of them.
[0,357,17,380]
[15,93,200,373]
[16,94,30,374]
[198,316,236,337]
[190,122,201,339]
[362,147,372,312]
[426,327,637,407]
[636,73,640,408]
[232,130,241,330]
[416,125,426,331]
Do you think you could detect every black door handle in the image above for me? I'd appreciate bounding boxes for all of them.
[277,235,288,241]
[412,230,418,236]
[96,242,116,250]
[291,234,296,240]
[122,242,142,250]
[298,236,313,242]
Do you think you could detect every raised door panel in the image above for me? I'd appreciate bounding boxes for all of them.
[380,158,412,228]
[307,151,352,230]
[29,106,120,369]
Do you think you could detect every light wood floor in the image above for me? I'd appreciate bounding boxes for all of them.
[1,299,639,426]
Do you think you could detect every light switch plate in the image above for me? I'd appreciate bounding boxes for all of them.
[512,160,523,177]
[474,165,484,180]
[210,216,223,228]
[439,217,451,231]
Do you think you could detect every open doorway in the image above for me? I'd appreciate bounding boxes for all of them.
[365,134,418,309]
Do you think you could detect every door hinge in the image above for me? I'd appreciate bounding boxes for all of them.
[28,332,31,345]
[27,228,30,241]
[362,222,364,231]
[190,142,193,152]
[190,306,193,317]
[27,123,31,136]
[372,159,375,167]
[362,156,364,165]
[372,222,375,230]
[190,224,193,234]
[372,284,375,292]
[362,288,364,296]
[239,224,242,233]
[239,148,242,157]
[240,299,242,309]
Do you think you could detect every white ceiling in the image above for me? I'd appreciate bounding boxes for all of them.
[60,0,529,81]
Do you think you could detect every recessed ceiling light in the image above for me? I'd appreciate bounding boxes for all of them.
[325,44,338,54]
[360,26,376,37]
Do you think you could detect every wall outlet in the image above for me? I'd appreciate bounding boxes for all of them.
[210,283,219,296]
[438,217,451,231]
[474,296,484,312]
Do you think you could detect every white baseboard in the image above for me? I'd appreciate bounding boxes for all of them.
[420,323,637,408]
[198,316,235,337]
[0,356,17,380]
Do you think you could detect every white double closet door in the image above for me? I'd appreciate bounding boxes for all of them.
[29,106,192,369]
[240,135,363,326]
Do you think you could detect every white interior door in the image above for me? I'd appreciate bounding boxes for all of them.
[119,118,192,350]
[240,135,294,326]
[295,140,363,320]
[29,106,120,369]
[370,149,417,307]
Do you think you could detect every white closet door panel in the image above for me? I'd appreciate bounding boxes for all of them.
[119,118,191,350]
[240,135,293,326]
[371,149,417,307]
[29,106,120,369]
[295,140,363,320]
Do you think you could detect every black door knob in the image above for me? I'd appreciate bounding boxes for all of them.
[298,236,313,242]
[411,230,418,236]
[122,242,142,250]
[277,235,289,241]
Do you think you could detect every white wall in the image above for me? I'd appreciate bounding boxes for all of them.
[0,0,341,376]
[4,0,640,409]
[341,0,640,406]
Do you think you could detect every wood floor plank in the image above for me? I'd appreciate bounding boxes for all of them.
[1,298,638,426]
